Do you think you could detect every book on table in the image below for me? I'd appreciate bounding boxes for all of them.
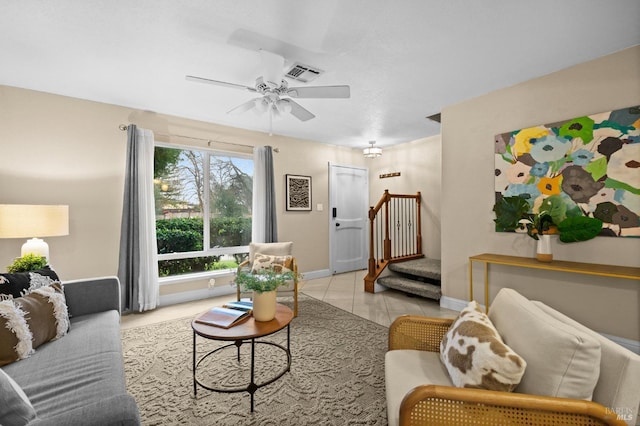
[223,300,253,312]
[195,306,251,328]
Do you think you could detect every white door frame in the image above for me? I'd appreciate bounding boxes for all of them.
[328,162,369,274]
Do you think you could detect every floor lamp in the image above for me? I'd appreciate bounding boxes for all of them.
[0,204,69,261]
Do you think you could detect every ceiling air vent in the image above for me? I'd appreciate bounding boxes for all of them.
[285,62,324,83]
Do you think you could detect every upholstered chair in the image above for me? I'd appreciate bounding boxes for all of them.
[236,242,299,317]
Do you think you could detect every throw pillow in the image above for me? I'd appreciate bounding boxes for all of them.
[0,368,37,426]
[0,283,69,367]
[440,300,527,391]
[251,253,294,274]
[15,283,70,345]
[488,288,601,400]
[0,266,61,299]
[0,301,34,367]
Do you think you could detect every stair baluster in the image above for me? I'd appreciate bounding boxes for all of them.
[365,190,423,293]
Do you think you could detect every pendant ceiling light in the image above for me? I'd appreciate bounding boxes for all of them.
[363,141,382,158]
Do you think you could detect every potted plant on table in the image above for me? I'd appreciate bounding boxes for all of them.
[235,269,295,321]
[7,253,48,272]
[493,195,602,262]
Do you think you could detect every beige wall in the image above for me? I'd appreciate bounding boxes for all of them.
[0,86,364,289]
[367,136,442,259]
[441,46,640,341]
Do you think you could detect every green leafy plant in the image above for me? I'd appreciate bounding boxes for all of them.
[493,195,602,243]
[7,254,48,273]
[235,269,295,293]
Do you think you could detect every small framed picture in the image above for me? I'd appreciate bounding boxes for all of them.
[285,174,312,211]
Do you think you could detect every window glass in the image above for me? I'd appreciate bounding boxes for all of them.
[154,146,252,277]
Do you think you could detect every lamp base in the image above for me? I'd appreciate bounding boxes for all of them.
[21,238,49,260]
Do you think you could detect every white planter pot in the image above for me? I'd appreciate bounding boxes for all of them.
[252,290,277,321]
[536,234,553,262]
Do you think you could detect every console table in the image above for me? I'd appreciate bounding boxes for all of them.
[469,253,640,312]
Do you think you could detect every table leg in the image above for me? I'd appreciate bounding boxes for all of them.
[484,262,489,313]
[249,338,256,412]
[469,260,474,301]
[193,331,197,396]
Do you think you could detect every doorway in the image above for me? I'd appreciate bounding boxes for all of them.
[329,163,368,274]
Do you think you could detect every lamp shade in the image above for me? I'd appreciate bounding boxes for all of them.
[0,205,69,238]
[363,141,382,158]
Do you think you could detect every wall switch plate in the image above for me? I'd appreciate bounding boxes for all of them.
[317,203,323,211]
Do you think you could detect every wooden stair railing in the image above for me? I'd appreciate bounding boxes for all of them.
[364,190,423,293]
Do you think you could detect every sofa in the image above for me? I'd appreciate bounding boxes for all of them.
[1,276,141,426]
[385,287,640,426]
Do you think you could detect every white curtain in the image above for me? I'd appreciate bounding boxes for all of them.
[252,146,277,243]
[118,125,159,313]
[136,128,159,311]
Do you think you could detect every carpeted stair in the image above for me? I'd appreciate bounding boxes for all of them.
[377,257,442,300]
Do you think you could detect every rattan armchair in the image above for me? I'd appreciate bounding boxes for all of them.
[388,315,626,426]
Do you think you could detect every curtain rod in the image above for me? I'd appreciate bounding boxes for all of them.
[118,124,279,152]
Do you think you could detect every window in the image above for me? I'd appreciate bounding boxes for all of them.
[154,145,252,277]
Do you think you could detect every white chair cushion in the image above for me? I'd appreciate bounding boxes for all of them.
[248,242,293,262]
[385,349,452,426]
[489,288,601,400]
[533,300,640,425]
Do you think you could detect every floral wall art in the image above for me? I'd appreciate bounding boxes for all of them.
[495,105,640,238]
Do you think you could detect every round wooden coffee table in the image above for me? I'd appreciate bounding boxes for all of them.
[192,303,294,412]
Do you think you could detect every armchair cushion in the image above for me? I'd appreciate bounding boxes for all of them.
[248,242,293,262]
[251,253,294,273]
[385,350,452,426]
[533,300,640,425]
[489,288,601,401]
[440,301,526,392]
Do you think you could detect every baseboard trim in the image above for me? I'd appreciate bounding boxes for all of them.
[300,269,332,280]
[440,296,481,312]
[159,285,235,307]
[440,296,640,354]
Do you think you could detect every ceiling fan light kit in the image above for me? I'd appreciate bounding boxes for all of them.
[186,49,350,127]
[363,141,382,158]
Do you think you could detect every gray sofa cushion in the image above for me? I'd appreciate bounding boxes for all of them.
[3,311,128,420]
[0,368,37,426]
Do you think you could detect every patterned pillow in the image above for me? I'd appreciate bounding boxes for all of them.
[0,283,69,367]
[0,266,60,299]
[251,253,294,274]
[440,301,526,391]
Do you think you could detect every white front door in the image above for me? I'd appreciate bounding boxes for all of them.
[329,163,368,274]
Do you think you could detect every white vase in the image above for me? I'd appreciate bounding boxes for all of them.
[252,290,277,321]
[536,234,553,262]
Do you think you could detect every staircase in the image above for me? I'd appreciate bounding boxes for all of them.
[364,190,442,299]
[377,257,441,300]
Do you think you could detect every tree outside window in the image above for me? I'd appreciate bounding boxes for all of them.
[154,146,252,277]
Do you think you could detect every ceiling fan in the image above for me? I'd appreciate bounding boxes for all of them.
[186,50,350,123]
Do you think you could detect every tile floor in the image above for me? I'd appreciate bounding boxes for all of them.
[120,269,457,329]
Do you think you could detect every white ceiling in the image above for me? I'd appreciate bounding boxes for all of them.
[1,1,639,149]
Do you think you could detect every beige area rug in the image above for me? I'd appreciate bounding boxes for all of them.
[121,295,389,425]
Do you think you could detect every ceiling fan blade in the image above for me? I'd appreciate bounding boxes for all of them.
[286,99,316,121]
[286,85,350,99]
[185,75,256,92]
[227,98,260,114]
[260,49,285,87]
